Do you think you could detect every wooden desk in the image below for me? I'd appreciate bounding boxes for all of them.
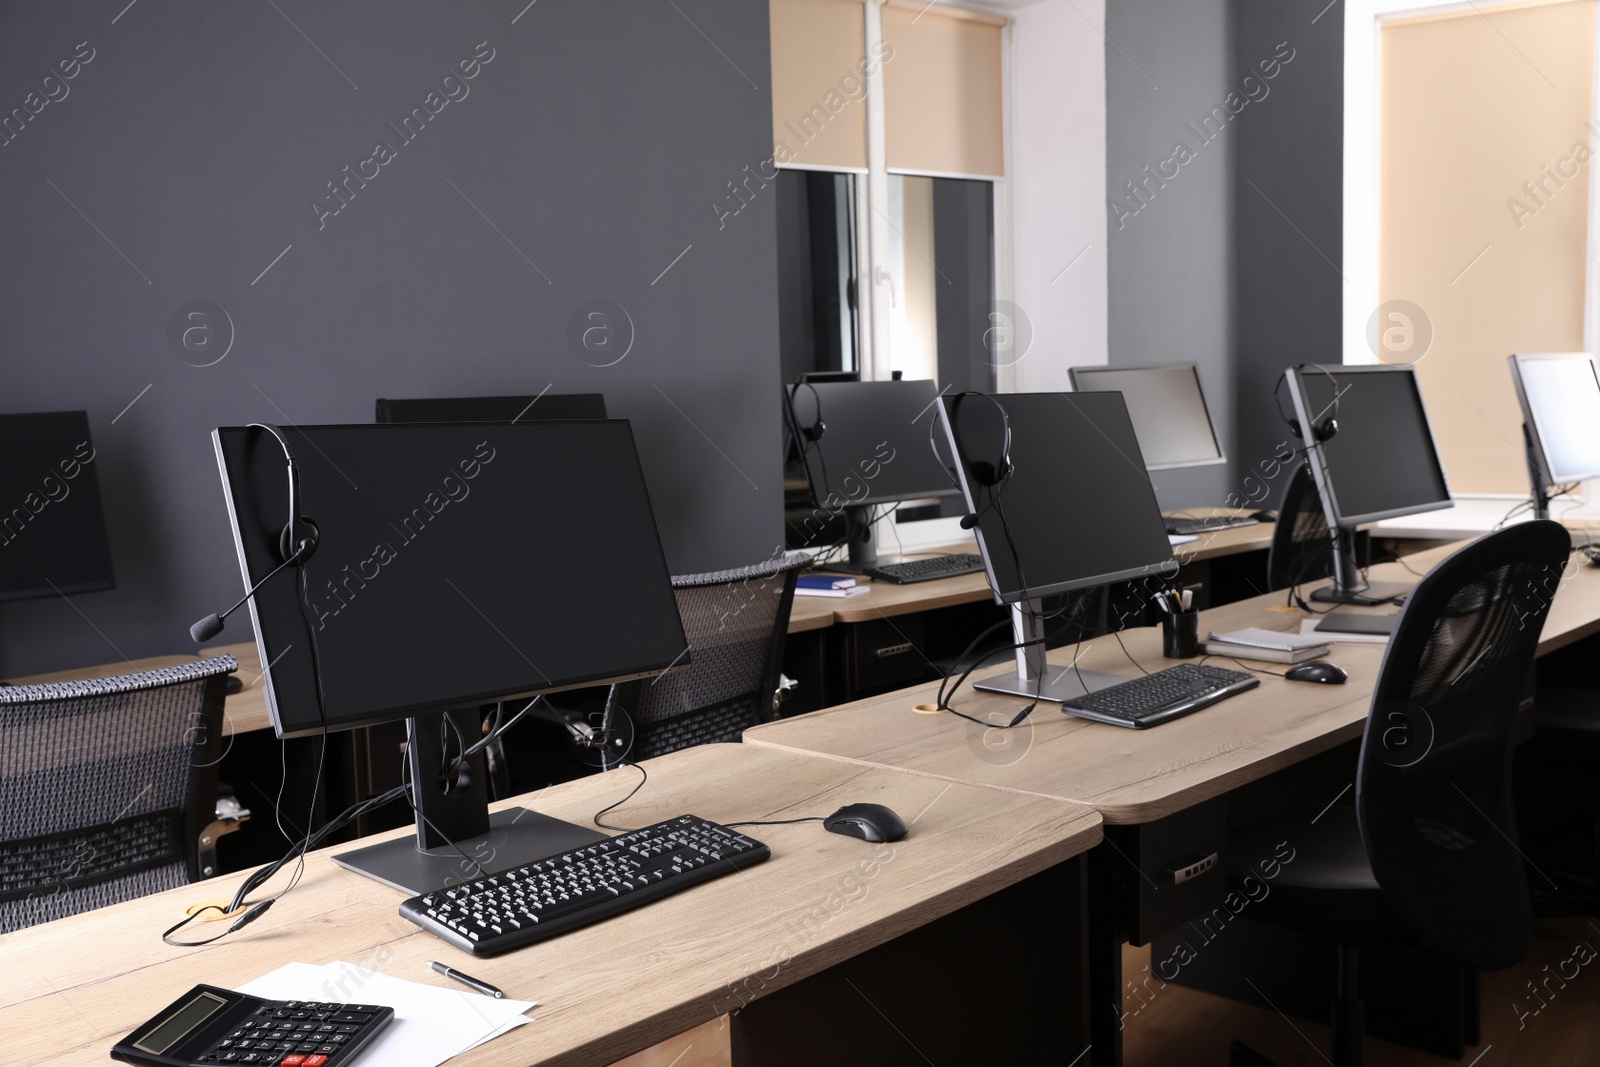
[815,521,1278,626]
[784,597,835,633]
[747,538,1600,1064]
[4,743,1100,1067]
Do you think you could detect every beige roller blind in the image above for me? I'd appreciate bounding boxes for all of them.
[770,0,869,170]
[1379,0,1594,492]
[882,2,1005,177]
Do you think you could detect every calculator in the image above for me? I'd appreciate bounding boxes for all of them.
[111,984,393,1066]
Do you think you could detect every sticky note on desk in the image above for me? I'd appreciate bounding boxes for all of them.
[240,961,534,1066]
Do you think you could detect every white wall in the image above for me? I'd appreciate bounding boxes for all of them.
[1010,0,1110,390]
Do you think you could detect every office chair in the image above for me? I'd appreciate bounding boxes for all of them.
[1266,462,1333,592]
[1228,520,1570,1066]
[1518,667,1600,917]
[606,553,809,761]
[0,655,242,934]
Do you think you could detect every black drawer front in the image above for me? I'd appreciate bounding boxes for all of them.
[844,616,927,694]
[1125,797,1229,946]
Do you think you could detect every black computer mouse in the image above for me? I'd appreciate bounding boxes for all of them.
[824,803,908,843]
[225,674,243,695]
[1285,661,1348,685]
[1250,509,1278,523]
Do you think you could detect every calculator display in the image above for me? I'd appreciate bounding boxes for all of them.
[133,991,228,1054]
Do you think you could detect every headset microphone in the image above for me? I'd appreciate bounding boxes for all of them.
[189,531,316,642]
[188,423,318,644]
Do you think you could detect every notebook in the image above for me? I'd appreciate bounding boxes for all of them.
[1204,626,1330,664]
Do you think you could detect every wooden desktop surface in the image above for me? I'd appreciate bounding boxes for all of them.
[748,539,1600,825]
[3,742,1100,1067]
[815,519,1276,625]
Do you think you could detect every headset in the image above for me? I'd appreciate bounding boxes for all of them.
[1273,365,1342,445]
[189,424,319,643]
[930,391,1014,531]
[783,379,835,509]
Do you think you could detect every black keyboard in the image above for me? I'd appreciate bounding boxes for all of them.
[863,553,985,584]
[112,985,392,1066]
[1165,515,1261,536]
[1062,663,1259,728]
[399,815,770,957]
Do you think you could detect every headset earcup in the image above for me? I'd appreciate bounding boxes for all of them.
[970,461,998,486]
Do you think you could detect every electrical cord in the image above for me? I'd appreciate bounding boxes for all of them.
[1197,653,1289,678]
[163,690,548,946]
[589,760,830,835]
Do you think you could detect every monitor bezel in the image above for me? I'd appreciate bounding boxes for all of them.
[1284,363,1453,528]
[936,392,1177,606]
[1067,362,1228,471]
[1507,352,1600,487]
[211,423,688,739]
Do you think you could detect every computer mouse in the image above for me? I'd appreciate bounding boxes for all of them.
[824,803,907,843]
[225,674,243,695]
[1285,661,1348,685]
[1250,509,1277,523]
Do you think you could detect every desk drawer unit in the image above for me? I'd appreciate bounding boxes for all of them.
[836,615,927,696]
[1118,798,1230,946]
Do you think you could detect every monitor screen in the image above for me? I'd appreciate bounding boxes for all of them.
[1286,365,1452,526]
[214,421,687,738]
[375,393,608,424]
[787,379,960,507]
[936,391,1175,604]
[0,411,115,603]
[1509,353,1600,485]
[1068,364,1225,470]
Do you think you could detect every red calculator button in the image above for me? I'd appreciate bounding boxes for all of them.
[279,1058,305,1066]
[303,1057,329,1067]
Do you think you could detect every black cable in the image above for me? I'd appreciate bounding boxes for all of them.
[724,817,826,829]
[1111,628,1150,676]
[1198,654,1289,678]
[593,761,650,832]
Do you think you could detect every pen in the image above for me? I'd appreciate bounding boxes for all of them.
[429,960,504,999]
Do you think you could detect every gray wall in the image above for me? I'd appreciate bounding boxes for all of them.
[0,1,782,675]
[1106,0,1236,512]
[1233,0,1345,501]
[1107,0,1342,514]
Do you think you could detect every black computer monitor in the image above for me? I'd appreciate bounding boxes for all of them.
[784,379,961,567]
[801,371,859,384]
[936,391,1175,702]
[375,393,608,424]
[1068,363,1225,470]
[1508,352,1600,518]
[1282,364,1451,604]
[0,411,115,603]
[212,420,686,892]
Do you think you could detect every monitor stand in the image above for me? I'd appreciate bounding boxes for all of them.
[825,504,880,574]
[1308,525,1412,606]
[332,707,605,896]
[974,601,1127,704]
[1524,421,1553,522]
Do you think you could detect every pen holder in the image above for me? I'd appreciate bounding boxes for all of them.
[1162,611,1199,659]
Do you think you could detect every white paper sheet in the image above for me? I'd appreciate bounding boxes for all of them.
[239,961,534,1067]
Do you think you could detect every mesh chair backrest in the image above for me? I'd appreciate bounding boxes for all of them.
[624,554,807,760]
[1267,462,1333,591]
[1356,521,1569,969]
[0,655,235,933]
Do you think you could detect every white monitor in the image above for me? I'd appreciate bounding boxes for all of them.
[1068,363,1225,470]
[1508,352,1600,487]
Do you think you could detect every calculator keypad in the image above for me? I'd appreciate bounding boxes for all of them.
[196,1000,386,1065]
